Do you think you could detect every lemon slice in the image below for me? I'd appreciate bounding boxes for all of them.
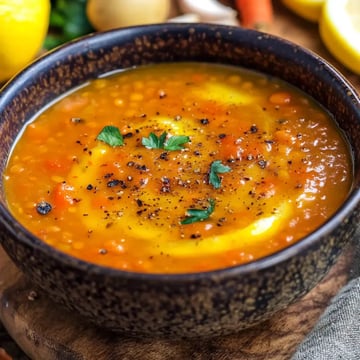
[282,0,325,22]
[320,0,360,74]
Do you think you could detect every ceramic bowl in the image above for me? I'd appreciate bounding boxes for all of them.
[0,24,359,338]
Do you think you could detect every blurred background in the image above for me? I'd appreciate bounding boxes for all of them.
[0,0,359,86]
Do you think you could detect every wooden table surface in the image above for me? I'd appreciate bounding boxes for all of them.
[0,1,359,359]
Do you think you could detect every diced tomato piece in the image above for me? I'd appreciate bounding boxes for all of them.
[53,182,75,210]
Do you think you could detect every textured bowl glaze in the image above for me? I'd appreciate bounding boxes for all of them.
[0,24,359,338]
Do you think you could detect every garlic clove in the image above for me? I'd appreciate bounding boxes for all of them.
[177,0,237,21]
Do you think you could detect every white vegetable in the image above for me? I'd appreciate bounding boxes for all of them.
[168,13,239,26]
[177,0,238,22]
[168,13,201,23]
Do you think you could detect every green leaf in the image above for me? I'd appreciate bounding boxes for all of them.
[142,132,190,151]
[142,132,167,149]
[181,199,215,225]
[164,135,191,151]
[96,126,124,147]
[209,160,231,189]
[45,0,95,50]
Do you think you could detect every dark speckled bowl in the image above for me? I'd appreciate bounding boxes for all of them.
[0,24,359,338]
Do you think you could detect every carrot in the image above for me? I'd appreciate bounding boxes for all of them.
[52,182,76,210]
[236,0,274,30]
[218,134,242,160]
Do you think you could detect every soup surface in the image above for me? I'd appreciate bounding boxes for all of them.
[4,62,352,273]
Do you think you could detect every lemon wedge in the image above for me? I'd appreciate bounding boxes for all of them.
[282,0,325,22]
[319,0,360,74]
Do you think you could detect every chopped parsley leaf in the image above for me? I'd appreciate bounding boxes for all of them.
[96,126,124,147]
[142,132,190,151]
[209,160,231,189]
[181,198,215,225]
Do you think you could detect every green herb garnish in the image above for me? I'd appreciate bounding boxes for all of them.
[164,135,191,151]
[142,132,167,149]
[209,160,231,189]
[142,132,190,151]
[181,198,215,225]
[44,0,95,50]
[96,126,124,147]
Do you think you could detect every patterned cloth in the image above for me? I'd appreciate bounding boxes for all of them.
[291,278,360,360]
[291,237,360,360]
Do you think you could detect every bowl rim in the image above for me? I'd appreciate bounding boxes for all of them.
[0,23,359,281]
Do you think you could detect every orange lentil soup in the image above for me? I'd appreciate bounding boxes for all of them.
[4,62,352,273]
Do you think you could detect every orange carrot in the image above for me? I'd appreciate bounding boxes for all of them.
[236,0,274,30]
[53,182,76,210]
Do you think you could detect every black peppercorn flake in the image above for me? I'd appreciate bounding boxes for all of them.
[107,179,121,187]
[123,132,133,138]
[136,164,148,172]
[250,125,258,133]
[70,117,85,124]
[36,201,52,215]
[258,160,267,169]
[190,233,201,239]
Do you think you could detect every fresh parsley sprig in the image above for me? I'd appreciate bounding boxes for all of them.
[164,134,191,151]
[142,132,190,151]
[96,125,124,147]
[209,160,231,189]
[181,198,215,225]
[142,132,167,149]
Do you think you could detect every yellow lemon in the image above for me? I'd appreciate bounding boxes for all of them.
[320,0,360,74]
[282,0,325,22]
[0,0,50,83]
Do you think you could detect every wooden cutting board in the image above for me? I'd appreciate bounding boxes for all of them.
[1,2,359,359]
